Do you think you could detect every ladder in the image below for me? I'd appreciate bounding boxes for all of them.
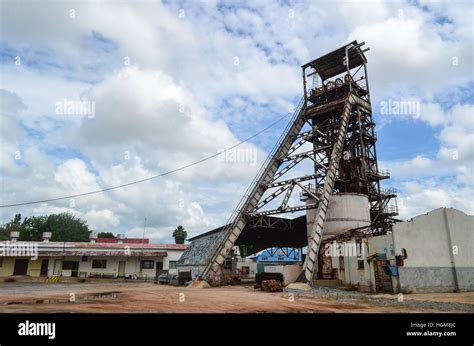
[302,95,356,282]
[200,97,307,282]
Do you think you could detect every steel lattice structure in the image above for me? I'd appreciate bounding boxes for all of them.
[198,41,398,285]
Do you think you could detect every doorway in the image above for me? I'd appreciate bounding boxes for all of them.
[374,260,393,293]
[13,259,29,275]
[318,250,334,279]
[40,259,49,276]
[71,262,79,277]
[53,259,62,275]
[118,261,126,277]
[155,261,164,278]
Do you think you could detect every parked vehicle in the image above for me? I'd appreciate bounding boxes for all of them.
[170,274,180,286]
[157,273,172,284]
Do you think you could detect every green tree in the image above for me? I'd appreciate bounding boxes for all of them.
[97,232,115,238]
[172,225,187,244]
[45,213,91,242]
[0,227,8,241]
[1,212,92,242]
[0,214,38,240]
[0,213,24,240]
[21,215,48,241]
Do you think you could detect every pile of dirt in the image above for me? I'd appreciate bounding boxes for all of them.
[286,283,311,291]
[186,280,210,289]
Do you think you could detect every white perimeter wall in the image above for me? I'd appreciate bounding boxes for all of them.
[392,208,473,292]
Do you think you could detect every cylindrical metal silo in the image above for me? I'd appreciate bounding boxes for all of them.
[306,193,371,241]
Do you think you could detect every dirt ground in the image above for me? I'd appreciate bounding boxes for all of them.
[0,282,472,313]
[373,292,474,305]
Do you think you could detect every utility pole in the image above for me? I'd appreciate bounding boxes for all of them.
[139,217,147,278]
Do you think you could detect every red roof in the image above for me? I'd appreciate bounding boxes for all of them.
[123,238,150,244]
[74,242,188,250]
[95,237,149,244]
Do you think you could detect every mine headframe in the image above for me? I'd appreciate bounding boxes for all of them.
[199,41,397,285]
[302,41,398,235]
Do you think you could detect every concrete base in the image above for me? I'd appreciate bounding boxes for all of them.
[312,279,343,287]
[265,264,303,286]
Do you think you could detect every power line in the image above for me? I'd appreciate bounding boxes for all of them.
[0,111,292,208]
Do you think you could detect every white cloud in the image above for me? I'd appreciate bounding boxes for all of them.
[83,209,120,231]
[397,180,474,219]
[437,104,474,162]
[383,102,473,176]
[54,159,99,191]
[419,102,446,127]
[126,226,169,243]
[348,5,472,100]
[72,66,264,182]
[383,101,473,220]
[0,90,25,176]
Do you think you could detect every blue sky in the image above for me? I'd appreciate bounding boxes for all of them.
[0,0,472,243]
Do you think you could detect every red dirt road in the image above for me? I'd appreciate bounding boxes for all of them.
[1,282,466,313]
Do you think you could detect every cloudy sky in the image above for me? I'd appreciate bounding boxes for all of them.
[0,0,472,243]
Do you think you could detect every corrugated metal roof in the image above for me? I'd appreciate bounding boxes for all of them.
[302,40,367,80]
[177,230,225,267]
[178,215,307,270]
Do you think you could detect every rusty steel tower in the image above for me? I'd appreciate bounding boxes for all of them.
[301,41,398,235]
[197,41,398,285]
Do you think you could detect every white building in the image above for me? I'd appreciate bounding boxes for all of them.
[0,233,187,280]
[324,208,473,293]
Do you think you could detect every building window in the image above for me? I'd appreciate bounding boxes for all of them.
[168,261,177,269]
[0,257,3,267]
[92,260,107,269]
[82,256,88,262]
[357,259,364,269]
[141,260,154,269]
[62,261,75,270]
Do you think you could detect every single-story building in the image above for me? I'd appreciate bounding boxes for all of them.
[235,247,302,279]
[0,232,187,280]
[177,216,307,280]
[323,207,473,293]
